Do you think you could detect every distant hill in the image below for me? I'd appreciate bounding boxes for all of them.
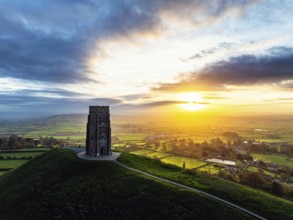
[43,113,122,125]
[44,113,87,123]
[0,149,252,220]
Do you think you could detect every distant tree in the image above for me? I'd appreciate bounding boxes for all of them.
[7,135,18,148]
[257,168,264,175]
[236,154,243,160]
[272,182,283,196]
[222,132,239,139]
[13,141,21,149]
[202,151,208,157]
[182,161,186,169]
[240,172,267,188]
[245,153,253,161]
[33,140,40,147]
[25,138,33,143]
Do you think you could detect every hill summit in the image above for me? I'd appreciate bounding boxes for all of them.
[0,149,253,220]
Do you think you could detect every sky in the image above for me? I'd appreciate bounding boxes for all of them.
[1,0,293,118]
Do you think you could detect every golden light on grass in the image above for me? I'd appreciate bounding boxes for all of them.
[178,92,206,111]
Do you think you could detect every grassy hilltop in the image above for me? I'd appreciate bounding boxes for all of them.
[0,149,253,220]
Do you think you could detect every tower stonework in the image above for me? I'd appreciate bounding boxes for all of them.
[86,106,111,156]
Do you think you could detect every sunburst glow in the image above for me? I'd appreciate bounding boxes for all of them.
[180,103,206,111]
[178,92,206,111]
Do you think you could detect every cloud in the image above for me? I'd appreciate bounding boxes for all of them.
[120,93,153,101]
[189,42,234,60]
[202,95,228,100]
[0,91,122,115]
[133,100,209,108]
[262,98,293,102]
[0,0,259,84]
[155,47,293,91]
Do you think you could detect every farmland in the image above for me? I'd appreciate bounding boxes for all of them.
[247,166,280,178]
[252,154,293,168]
[1,114,293,145]
[1,114,293,201]
[0,148,50,176]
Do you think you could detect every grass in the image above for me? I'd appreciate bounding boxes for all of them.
[129,150,206,169]
[0,160,27,169]
[118,153,293,220]
[0,149,49,176]
[161,156,206,169]
[255,139,284,143]
[197,164,221,174]
[0,149,253,220]
[0,171,6,176]
[16,147,51,151]
[145,151,172,159]
[0,152,44,157]
[247,166,280,177]
[252,153,293,168]
[130,149,154,155]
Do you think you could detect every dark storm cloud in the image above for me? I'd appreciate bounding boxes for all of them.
[13,89,82,97]
[0,92,122,114]
[155,47,293,91]
[0,0,258,83]
[0,0,158,83]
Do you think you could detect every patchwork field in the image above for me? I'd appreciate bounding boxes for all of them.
[130,149,154,155]
[252,153,293,168]
[247,166,280,178]
[116,133,148,141]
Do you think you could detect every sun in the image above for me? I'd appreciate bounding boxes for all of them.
[180,103,206,111]
[178,92,206,111]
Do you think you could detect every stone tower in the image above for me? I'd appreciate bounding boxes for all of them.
[86,106,111,156]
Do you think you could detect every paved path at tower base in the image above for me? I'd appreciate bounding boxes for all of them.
[77,151,120,161]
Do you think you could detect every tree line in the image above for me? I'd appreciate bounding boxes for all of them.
[0,135,61,149]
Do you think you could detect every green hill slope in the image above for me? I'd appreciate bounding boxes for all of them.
[118,153,293,220]
[0,149,253,220]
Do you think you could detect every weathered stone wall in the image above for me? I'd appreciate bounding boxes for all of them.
[86,106,111,156]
